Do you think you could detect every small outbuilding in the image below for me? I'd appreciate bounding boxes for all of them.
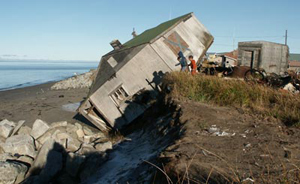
[238,41,289,74]
[78,13,214,131]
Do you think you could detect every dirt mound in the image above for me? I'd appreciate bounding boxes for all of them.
[157,99,300,183]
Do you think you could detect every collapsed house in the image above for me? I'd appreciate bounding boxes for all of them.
[238,41,289,74]
[78,13,214,131]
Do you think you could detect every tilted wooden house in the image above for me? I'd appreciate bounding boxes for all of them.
[78,13,214,131]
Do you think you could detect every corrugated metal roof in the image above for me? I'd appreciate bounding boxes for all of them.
[122,13,192,49]
[289,53,300,61]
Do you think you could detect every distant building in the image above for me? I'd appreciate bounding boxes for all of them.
[78,13,214,131]
[289,61,300,71]
[238,41,289,74]
[288,53,300,71]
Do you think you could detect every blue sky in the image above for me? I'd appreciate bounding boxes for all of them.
[0,0,299,61]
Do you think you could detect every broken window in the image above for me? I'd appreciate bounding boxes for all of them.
[110,86,129,106]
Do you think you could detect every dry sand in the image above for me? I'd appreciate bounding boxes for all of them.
[0,82,91,127]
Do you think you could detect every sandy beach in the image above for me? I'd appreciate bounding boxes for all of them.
[0,82,90,127]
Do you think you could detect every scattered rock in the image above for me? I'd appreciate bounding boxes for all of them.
[50,121,68,129]
[52,130,68,148]
[38,150,63,183]
[0,153,34,166]
[0,153,14,162]
[0,117,110,183]
[0,119,15,128]
[0,138,5,154]
[30,119,50,139]
[66,153,85,177]
[75,122,82,130]
[17,126,32,136]
[66,124,80,139]
[65,124,79,139]
[83,135,92,144]
[76,129,85,139]
[16,155,34,166]
[0,124,14,139]
[95,141,113,152]
[83,126,94,136]
[2,134,36,158]
[0,161,28,184]
[37,131,52,145]
[35,140,42,150]
[11,120,26,136]
[0,119,16,138]
[66,138,81,152]
[25,151,63,183]
[51,70,96,90]
[77,143,96,155]
[28,139,63,177]
[56,132,71,140]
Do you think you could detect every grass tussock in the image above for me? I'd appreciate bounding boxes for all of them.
[162,72,300,126]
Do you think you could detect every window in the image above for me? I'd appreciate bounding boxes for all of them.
[107,56,118,67]
[110,86,129,106]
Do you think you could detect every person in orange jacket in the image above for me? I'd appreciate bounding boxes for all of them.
[188,55,197,75]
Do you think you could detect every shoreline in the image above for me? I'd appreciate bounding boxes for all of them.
[0,81,55,93]
[0,80,57,92]
[0,80,90,128]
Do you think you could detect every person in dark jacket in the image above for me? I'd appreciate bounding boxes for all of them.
[175,51,188,71]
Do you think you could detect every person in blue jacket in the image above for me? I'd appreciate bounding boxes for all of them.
[176,51,188,71]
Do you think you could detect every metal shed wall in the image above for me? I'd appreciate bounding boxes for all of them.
[238,41,289,74]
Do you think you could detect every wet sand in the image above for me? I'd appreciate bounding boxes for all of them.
[0,82,90,127]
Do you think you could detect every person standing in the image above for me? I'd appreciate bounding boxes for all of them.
[188,55,197,75]
[176,51,188,71]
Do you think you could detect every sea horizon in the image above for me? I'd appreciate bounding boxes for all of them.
[0,60,98,91]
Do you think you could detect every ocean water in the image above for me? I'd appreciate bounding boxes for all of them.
[0,60,98,91]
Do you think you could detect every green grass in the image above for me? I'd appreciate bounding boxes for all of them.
[162,72,300,126]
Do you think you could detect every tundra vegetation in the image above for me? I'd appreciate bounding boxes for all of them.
[163,72,300,126]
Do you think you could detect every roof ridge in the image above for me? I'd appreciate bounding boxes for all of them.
[122,12,192,48]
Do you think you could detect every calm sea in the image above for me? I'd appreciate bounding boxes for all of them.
[0,60,98,91]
